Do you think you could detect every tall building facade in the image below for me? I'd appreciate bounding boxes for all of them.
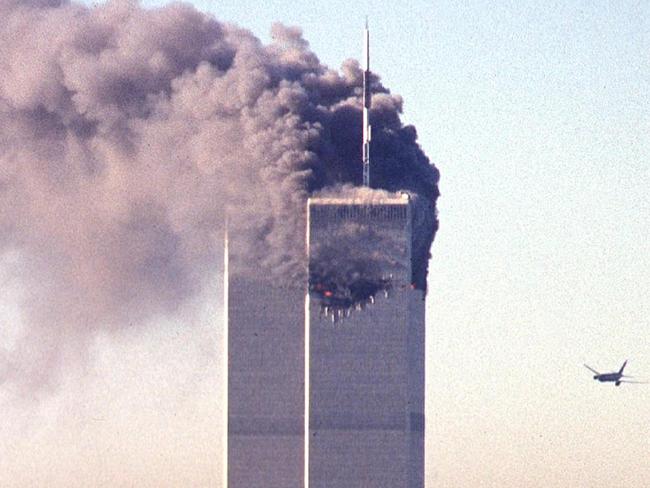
[306,194,425,487]
[225,233,305,487]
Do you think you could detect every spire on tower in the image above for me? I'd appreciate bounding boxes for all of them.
[362,20,371,187]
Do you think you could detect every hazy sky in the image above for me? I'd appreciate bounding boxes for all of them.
[1,1,649,486]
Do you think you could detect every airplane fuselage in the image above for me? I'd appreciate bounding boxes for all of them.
[594,373,621,382]
[594,373,625,385]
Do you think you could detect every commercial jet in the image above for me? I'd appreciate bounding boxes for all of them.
[583,360,646,386]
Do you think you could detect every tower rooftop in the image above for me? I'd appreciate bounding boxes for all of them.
[308,192,409,206]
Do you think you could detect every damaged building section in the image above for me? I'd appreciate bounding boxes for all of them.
[307,192,413,321]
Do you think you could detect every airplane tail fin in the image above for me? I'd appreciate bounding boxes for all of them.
[619,360,628,375]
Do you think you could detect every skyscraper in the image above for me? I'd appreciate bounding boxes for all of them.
[306,194,425,487]
[225,232,305,487]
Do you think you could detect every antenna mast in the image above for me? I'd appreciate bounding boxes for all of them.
[362,19,371,187]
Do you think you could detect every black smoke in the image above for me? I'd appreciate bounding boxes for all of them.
[0,0,439,388]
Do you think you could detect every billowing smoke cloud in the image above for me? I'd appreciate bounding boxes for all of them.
[0,0,439,389]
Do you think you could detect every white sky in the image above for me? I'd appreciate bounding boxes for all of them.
[1,1,649,486]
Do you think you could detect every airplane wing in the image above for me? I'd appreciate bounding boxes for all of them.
[618,380,648,384]
[583,364,600,374]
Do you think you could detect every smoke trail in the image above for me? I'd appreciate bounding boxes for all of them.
[0,0,439,389]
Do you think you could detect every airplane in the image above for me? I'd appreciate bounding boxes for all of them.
[583,360,646,386]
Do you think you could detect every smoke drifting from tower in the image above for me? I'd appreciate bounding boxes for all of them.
[0,0,439,389]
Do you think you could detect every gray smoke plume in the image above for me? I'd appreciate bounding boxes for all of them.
[0,0,439,389]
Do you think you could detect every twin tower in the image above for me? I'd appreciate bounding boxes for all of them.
[225,25,425,488]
